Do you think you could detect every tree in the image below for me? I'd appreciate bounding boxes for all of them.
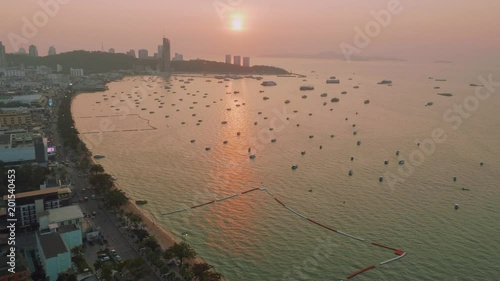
[89,164,105,175]
[57,272,78,281]
[101,263,113,281]
[191,263,222,281]
[140,236,161,252]
[71,246,83,257]
[88,173,114,193]
[168,242,197,268]
[104,189,128,208]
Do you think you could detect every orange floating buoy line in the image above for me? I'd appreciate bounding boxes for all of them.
[161,186,407,279]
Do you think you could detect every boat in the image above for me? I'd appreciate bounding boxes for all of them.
[377,80,392,84]
[320,93,328,97]
[364,99,370,104]
[454,204,459,210]
[285,100,290,104]
[341,91,347,94]
[331,97,339,102]
[263,97,269,100]
[300,85,314,91]
[301,95,307,99]
[249,154,256,159]
[261,81,277,86]
[136,200,148,205]
[93,154,105,159]
[291,165,298,170]
[437,93,453,97]
[326,79,340,84]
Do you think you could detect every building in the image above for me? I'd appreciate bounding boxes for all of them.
[28,45,38,57]
[126,49,136,58]
[138,49,149,59]
[2,94,47,107]
[56,64,62,72]
[0,68,25,77]
[69,68,84,77]
[225,54,232,64]
[2,187,72,228]
[38,205,84,235]
[157,45,162,58]
[173,53,183,61]
[48,46,56,56]
[0,109,32,127]
[17,47,27,55]
[0,42,6,68]
[0,254,30,281]
[233,55,241,66]
[108,48,115,53]
[159,37,171,72]
[36,232,71,281]
[243,56,250,67]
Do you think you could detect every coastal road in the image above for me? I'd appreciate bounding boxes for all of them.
[64,156,162,281]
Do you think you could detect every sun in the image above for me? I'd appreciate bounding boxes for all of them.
[231,18,243,31]
[229,13,244,31]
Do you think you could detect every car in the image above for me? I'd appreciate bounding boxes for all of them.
[83,268,89,272]
[82,188,86,192]
[100,256,110,262]
[110,250,116,256]
[88,241,95,246]
[92,211,96,216]
[115,255,122,262]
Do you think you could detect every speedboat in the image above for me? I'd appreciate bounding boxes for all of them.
[261,81,277,86]
[300,85,314,91]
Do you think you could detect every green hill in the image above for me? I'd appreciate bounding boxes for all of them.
[5,51,289,75]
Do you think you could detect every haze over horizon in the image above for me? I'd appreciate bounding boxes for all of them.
[1,0,500,63]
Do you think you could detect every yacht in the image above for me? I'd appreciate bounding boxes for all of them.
[300,85,314,91]
[261,81,277,86]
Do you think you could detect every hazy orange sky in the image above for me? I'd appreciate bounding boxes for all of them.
[1,0,499,62]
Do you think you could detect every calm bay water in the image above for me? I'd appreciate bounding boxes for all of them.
[72,58,500,280]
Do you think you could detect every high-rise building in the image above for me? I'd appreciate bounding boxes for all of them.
[225,54,232,64]
[233,55,241,66]
[243,57,250,67]
[18,47,27,55]
[138,49,149,59]
[0,42,6,68]
[126,49,136,58]
[56,64,63,72]
[157,45,163,58]
[29,45,39,57]
[173,53,183,61]
[48,46,56,56]
[159,37,171,72]
[108,48,115,53]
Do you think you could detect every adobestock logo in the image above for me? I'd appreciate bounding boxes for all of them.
[7,0,71,50]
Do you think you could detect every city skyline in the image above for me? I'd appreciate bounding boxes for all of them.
[1,0,500,62]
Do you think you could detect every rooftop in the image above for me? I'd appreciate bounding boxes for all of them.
[39,205,84,223]
[37,232,68,259]
[2,187,71,200]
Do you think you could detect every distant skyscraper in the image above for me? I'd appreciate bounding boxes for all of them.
[29,45,38,57]
[159,37,171,72]
[138,49,149,59]
[126,50,136,58]
[108,48,115,53]
[225,54,232,64]
[18,48,27,55]
[0,42,6,68]
[56,64,63,72]
[233,55,241,66]
[157,45,163,58]
[48,46,56,56]
[243,57,250,67]
[70,68,84,76]
[173,53,183,61]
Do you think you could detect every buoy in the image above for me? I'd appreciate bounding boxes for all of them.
[379,176,384,182]
[454,204,459,210]
[480,162,484,166]
[319,145,323,149]
[384,160,389,165]
[357,141,361,146]
[348,170,353,176]
[453,176,457,182]
[350,156,354,161]
[237,132,241,136]
[396,150,400,156]
[301,151,306,155]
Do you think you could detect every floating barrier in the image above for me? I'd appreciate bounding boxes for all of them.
[346,265,376,279]
[191,200,215,209]
[216,194,238,202]
[161,187,406,279]
[241,187,260,194]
